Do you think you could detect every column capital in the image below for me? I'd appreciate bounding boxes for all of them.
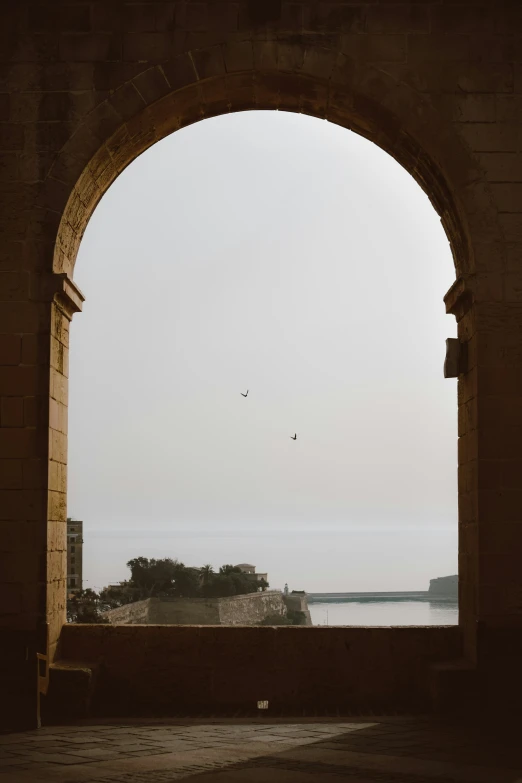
[444,276,473,321]
[30,273,85,321]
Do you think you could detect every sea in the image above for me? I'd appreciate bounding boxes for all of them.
[308,597,458,626]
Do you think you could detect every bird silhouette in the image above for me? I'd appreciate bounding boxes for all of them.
[240,390,249,398]
[291,433,297,440]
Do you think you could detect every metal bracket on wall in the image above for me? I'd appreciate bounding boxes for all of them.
[444,338,466,378]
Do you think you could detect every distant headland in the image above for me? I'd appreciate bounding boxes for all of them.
[306,575,458,604]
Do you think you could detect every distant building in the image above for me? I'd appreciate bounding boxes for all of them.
[236,563,255,574]
[235,564,268,589]
[67,518,83,594]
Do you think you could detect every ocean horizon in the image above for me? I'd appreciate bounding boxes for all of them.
[309,598,458,626]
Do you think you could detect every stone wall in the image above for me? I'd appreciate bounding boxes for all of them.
[283,594,312,625]
[102,591,287,626]
[59,624,461,714]
[151,598,220,625]
[4,0,522,728]
[101,599,153,625]
[218,591,286,624]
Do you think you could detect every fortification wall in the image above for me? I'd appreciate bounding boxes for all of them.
[102,599,153,625]
[218,591,286,625]
[102,591,288,626]
[151,599,220,625]
[283,594,312,626]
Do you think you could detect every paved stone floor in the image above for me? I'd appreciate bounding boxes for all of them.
[1,716,522,782]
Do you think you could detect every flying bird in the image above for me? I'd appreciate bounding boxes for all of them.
[240,390,249,398]
[291,433,297,440]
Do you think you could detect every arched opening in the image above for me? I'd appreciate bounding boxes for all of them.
[66,109,458,627]
[44,61,486,713]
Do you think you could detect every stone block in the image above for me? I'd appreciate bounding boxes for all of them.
[301,46,336,79]
[0,123,24,150]
[28,4,91,33]
[49,429,67,464]
[253,40,278,70]
[479,426,522,461]
[47,550,66,583]
[0,270,29,301]
[1,397,23,427]
[186,3,210,32]
[0,551,41,583]
[311,3,366,33]
[504,271,522,302]
[132,66,171,103]
[491,183,522,212]
[0,151,19,179]
[21,334,49,366]
[0,459,22,489]
[0,334,21,365]
[341,33,407,62]
[499,214,522,242]
[497,95,522,123]
[191,45,226,80]
[277,42,305,72]
[430,6,497,35]
[0,366,40,397]
[281,3,304,32]
[207,3,239,33]
[478,152,522,182]
[162,53,198,92]
[453,95,496,123]
[0,489,44,521]
[22,458,47,489]
[50,336,67,376]
[123,32,172,62]
[224,41,254,73]
[0,584,22,614]
[367,5,429,34]
[48,489,66,522]
[23,397,38,427]
[59,33,121,63]
[48,460,67,494]
[408,34,469,62]
[49,398,67,434]
[122,4,156,32]
[460,123,519,153]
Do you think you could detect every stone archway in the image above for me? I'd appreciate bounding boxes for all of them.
[44,51,491,662]
[2,3,520,729]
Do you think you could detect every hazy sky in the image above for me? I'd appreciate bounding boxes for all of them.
[68,111,458,594]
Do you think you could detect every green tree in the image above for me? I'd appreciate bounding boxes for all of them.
[126,557,179,594]
[200,564,214,585]
[219,564,242,576]
[173,565,201,598]
[99,583,143,608]
[67,588,108,624]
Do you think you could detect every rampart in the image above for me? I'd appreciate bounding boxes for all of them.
[102,591,289,626]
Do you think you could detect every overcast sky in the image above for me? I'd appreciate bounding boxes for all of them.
[68,110,458,594]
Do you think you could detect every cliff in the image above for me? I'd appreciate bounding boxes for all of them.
[428,575,458,599]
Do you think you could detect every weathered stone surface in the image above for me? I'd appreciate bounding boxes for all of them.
[1,0,522,731]
[103,591,289,626]
[59,624,461,715]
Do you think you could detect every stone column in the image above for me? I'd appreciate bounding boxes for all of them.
[447,274,522,694]
[0,270,82,730]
